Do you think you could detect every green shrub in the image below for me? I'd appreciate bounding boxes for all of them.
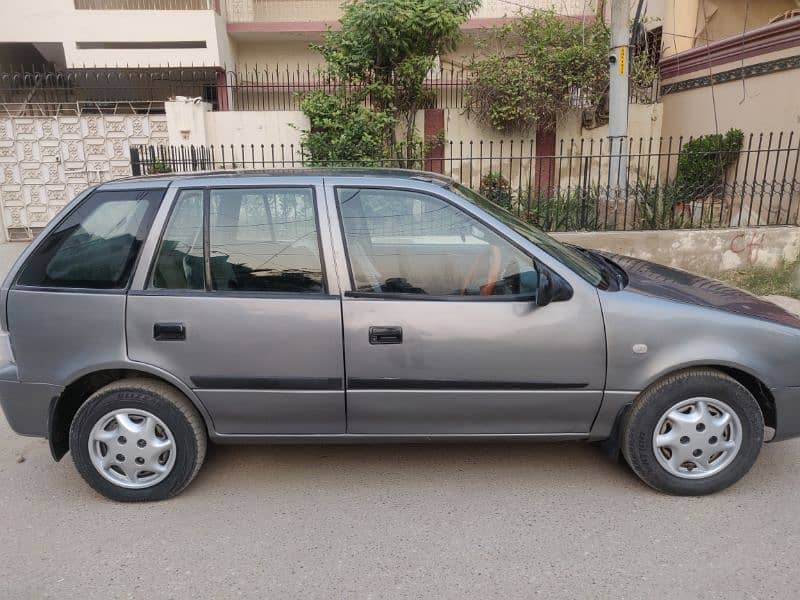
[149,160,172,174]
[299,91,396,165]
[674,128,744,201]
[479,173,513,209]
[524,187,600,231]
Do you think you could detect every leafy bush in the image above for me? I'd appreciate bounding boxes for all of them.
[299,91,396,165]
[148,160,172,175]
[523,187,600,231]
[633,182,688,230]
[299,0,479,165]
[466,9,660,133]
[674,129,744,201]
[466,10,610,133]
[479,173,513,209]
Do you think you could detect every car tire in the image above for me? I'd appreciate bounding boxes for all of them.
[69,378,207,502]
[621,368,764,496]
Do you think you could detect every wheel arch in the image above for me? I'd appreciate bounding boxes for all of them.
[640,363,775,431]
[49,363,212,461]
[597,363,776,454]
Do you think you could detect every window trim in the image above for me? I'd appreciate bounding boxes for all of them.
[13,187,166,294]
[145,186,206,292]
[146,184,329,296]
[333,184,543,302]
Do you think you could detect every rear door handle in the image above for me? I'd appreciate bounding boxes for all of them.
[154,322,186,341]
[369,326,403,345]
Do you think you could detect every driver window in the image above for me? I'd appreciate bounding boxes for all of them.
[336,187,538,297]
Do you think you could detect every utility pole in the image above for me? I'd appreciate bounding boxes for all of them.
[608,0,630,195]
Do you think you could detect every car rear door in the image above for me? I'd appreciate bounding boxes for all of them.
[324,178,606,436]
[126,177,345,436]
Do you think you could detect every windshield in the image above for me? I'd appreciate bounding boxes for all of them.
[452,183,606,288]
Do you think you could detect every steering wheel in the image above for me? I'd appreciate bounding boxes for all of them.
[461,244,503,296]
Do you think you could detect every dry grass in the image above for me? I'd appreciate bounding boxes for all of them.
[717,261,800,299]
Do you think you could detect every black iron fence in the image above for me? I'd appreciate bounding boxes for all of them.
[130,131,800,232]
[0,64,660,115]
[0,67,220,116]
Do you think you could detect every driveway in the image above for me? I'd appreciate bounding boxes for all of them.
[1,243,800,599]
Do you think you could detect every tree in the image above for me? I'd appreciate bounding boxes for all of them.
[300,0,479,165]
[466,10,611,133]
[466,9,660,134]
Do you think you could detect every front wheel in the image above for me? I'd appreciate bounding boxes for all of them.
[621,368,764,496]
[69,378,207,502]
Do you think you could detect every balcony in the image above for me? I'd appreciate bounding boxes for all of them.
[225,0,340,25]
[225,0,594,28]
[74,0,214,9]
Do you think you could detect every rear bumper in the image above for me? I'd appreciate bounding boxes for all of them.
[0,331,60,437]
[772,386,800,442]
[0,366,60,437]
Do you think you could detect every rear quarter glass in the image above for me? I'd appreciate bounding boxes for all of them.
[15,189,164,290]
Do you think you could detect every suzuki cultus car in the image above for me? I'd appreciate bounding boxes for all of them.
[1,169,798,501]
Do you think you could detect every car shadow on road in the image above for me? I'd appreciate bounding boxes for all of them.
[192,441,648,495]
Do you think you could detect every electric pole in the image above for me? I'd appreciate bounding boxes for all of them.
[608,0,630,196]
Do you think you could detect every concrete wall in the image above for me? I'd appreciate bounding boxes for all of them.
[660,47,800,140]
[554,226,800,275]
[658,0,796,56]
[232,39,325,68]
[0,0,227,67]
[166,100,307,154]
[0,114,169,240]
[698,0,795,47]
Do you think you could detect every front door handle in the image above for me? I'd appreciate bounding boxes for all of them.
[369,326,403,345]
[154,322,186,341]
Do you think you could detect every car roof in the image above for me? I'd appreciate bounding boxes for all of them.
[98,167,453,190]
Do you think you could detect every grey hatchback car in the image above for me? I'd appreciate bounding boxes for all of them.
[1,169,799,501]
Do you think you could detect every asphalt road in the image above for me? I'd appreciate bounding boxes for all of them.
[1,242,800,599]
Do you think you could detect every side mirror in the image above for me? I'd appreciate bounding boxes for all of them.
[535,264,573,307]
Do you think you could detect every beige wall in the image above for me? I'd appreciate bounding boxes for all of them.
[0,0,227,67]
[660,48,800,140]
[165,101,307,157]
[232,39,325,68]
[699,0,796,45]
[659,0,797,56]
[204,110,307,153]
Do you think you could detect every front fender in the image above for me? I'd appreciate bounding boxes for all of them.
[600,291,799,393]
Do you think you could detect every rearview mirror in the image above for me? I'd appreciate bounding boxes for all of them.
[535,265,573,307]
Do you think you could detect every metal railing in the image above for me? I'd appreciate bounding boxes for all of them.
[225,0,592,23]
[0,67,220,116]
[0,64,660,115]
[74,0,213,9]
[130,131,800,232]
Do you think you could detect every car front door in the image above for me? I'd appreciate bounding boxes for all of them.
[325,180,606,435]
[127,178,345,436]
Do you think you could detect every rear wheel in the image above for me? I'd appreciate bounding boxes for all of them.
[69,378,207,502]
[621,368,764,495]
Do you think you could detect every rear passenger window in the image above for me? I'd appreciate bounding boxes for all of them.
[151,190,204,290]
[209,187,324,293]
[16,189,161,289]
